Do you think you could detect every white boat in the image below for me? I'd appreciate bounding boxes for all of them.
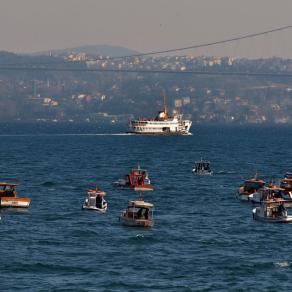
[192,159,213,175]
[82,188,107,213]
[128,94,192,135]
[120,199,154,227]
[253,200,292,223]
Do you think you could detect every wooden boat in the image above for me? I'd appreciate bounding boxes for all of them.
[248,185,284,204]
[120,199,154,227]
[0,182,31,208]
[113,165,154,191]
[192,159,213,175]
[253,200,292,223]
[82,187,107,213]
[237,174,265,201]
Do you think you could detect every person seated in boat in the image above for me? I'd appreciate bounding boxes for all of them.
[144,208,149,220]
[278,204,286,216]
[95,195,103,209]
[136,208,143,219]
[137,176,144,186]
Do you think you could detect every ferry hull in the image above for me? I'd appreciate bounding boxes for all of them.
[127,131,191,136]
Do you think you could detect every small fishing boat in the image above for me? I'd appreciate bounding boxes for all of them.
[0,182,31,208]
[248,185,283,204]
[192,159,213,175]
[237,174,265,201]
[82,187,107,213]
[252,200,292,223]
[113,165,154,191]
[120,198,154,227]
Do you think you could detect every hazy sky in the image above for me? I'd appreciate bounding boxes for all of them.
[1,0,292,58]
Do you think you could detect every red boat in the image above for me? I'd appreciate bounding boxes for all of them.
[113,166,154,191]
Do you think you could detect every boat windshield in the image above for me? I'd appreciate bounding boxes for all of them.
[127,207,152,220]
[0,184,16,196]
[196,162,210,170]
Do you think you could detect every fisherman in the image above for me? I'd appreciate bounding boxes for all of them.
[137,208,143,219]
[95,195,103,209]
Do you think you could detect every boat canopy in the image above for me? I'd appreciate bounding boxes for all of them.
[244,178,265,187]
[266,186,285,191]
[87,189,106,196]
[129,200,154,208]
[0,183,17,188]
[263,199,286,206]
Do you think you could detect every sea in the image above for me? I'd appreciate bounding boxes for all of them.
[0,123,291,291]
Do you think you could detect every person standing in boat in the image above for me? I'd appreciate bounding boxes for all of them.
[96,195,103,209]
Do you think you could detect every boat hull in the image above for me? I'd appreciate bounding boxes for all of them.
[252,208,292,223]
[120,216,154,227]
[82,205,107,213]
[192,170,213,176]
[0,197,31,208]
[133,185,154,191]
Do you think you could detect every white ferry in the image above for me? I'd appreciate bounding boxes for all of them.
[128,94,192,135]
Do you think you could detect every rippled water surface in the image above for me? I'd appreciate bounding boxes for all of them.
[0,124,292,291]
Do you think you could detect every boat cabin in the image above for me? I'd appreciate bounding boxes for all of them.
[0,183,17,197]
[125,167,150,186]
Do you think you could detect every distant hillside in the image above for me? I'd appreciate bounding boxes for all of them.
[31,45,140,57]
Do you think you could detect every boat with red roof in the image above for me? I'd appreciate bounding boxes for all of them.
[113,165,154,191]
[82,186,107,213]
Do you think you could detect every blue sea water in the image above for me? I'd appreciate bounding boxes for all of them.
[0,123,292,291]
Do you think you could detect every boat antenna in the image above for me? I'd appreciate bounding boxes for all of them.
[162,91,168,117]
[255,170,259,179]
